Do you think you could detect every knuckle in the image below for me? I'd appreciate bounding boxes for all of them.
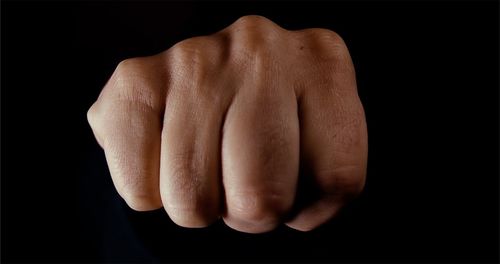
[341,174,366,197]
[164,198,218,227]
[168,36,220,86]
[299,28,350,59]
[120,187,160,211]
[231,15,275,30]
[226,15,282,59]
[320,165,366,198]
[306,28,345,46]
[170,37,205,64]
[86,103,98,128]
[86,103,106,146]
[169,36,221,65]
[114,58,146,83]
[228,190,289,228]
[109,57,163,111]
[116,57,140,71]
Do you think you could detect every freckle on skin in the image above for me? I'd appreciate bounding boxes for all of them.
[300,46,304,50]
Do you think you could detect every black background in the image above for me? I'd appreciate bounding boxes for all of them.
[2,1,498,263]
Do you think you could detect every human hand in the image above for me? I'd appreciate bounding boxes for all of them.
[87,15,367,233]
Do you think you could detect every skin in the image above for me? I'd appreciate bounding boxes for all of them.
[87,15,367,233]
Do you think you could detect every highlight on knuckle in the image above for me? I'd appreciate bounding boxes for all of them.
[225,15,284,60]
[231,15,276,30]
[308,28,345,47]
[167,36,221,89]
[114,58,144,86]
[299,28,350,60]
[169,37,216,68]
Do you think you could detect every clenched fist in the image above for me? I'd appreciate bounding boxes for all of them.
[87,15,367,233]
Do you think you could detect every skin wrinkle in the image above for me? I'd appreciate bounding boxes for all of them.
[229,191,286,221]
[167,44,231,119]
[110,151,158,198]
[113,79,157,112]
[258,114,294,174]
[110,58,167,112]
[99,103,159,161]
[167,152,201,207]
[106,145,152,196]
[299,85,362,150]
[163,102,216,196]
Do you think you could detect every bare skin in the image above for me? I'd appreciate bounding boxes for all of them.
[87,15,367,233]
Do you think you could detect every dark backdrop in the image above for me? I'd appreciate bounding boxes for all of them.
[2,1,498,263]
